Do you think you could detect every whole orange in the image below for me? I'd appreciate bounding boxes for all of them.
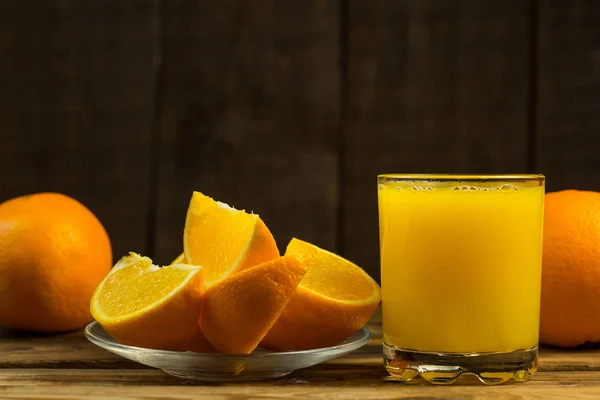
[540,189,600,347]
[0,193,112,332]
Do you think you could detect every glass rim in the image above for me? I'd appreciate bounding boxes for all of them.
[377,173,545,182]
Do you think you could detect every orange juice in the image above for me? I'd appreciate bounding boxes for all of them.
[378,176,544,354]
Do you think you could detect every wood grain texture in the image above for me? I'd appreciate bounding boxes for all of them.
[344,0,531,281]
[541,347,600,371]
[0,328,140,369]
[4,370,600,399]
[153,0,340,264]
[535,0,600,191]
[0,0,158,260]
[3,315,600,397]
[4,317,600,372]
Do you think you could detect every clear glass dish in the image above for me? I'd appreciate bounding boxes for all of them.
[85,321,371,381]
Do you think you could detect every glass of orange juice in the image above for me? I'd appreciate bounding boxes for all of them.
[378,174,545,385]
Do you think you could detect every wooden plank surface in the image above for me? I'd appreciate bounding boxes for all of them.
[0,1,159,260]
[3,319,600,372]
[153,0,340,264]
[3,317,600,398]
[536,0,600,192]
[344,0,531,281]
[0,329,140,369]
[3,370,600,399]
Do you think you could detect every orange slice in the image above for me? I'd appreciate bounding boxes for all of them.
[185,327,218,353]
[183,191,280,285]
[260,238,381,351]
[201,254,308,354]
[170,252,185,265]
[90,252,204,351]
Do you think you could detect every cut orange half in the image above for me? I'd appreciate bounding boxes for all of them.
[183,191,280,285]
[90,253,205,351]
[261,238,381,351]
[201,254,308,354]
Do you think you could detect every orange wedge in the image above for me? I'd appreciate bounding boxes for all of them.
[201,254,308,354]
[90,253,205,351]
[183,191,280,285]
[185,327,218,353]
[170,252,185,265]
[261,238,381,351]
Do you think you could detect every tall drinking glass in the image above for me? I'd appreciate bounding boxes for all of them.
[377,174,545,385]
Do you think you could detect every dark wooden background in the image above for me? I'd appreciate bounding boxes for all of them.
[1,0,599,282]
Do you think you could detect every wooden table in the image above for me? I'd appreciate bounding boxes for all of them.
[3,315,600,399]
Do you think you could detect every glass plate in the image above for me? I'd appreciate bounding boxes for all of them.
[85,321,371,382]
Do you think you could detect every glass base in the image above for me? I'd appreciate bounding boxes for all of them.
[384,342,538,385]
